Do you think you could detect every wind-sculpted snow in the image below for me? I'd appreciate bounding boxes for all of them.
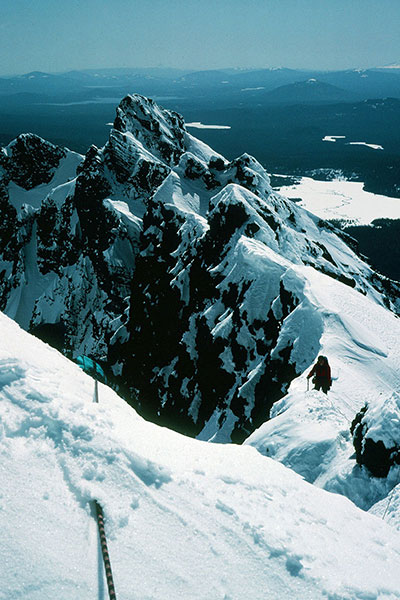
[1,312,400,599]
[0,93,400,446]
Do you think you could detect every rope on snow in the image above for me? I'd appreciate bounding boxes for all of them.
[94,500,117,600]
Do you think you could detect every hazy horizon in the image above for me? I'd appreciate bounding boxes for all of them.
[2,62,400,79]
[1,0,400,77]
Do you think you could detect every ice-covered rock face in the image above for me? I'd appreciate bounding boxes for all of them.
[0,96,193,361]
[0,93,399,443]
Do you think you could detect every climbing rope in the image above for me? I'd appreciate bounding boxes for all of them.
[94,500,117,600]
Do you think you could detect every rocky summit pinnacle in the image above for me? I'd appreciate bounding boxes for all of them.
[114,94,186,165]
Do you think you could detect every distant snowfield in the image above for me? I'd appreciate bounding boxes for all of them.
[186,121,231,130]
[279,176,400,225]
[322,135,346,142]
[348,141,384,150]
[322,135,384,150]
[241,86,265,91]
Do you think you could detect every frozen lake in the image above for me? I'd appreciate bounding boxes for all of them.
[279,176,400,225]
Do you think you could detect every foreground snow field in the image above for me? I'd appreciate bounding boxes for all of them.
[1,313,400,600]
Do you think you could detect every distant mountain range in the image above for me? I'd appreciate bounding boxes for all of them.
[263,79,360,104]
[1,66,400,103]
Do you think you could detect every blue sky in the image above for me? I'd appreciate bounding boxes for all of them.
[1,0,400,75]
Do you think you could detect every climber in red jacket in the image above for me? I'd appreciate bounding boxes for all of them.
[307,355,332,394]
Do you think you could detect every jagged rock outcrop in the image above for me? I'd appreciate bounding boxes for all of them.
[351,396,400,477]
[0,132,140,357]
[0,133,66,190]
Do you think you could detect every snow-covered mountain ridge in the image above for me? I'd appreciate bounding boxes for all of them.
[1,93,400,458]
[1,311,400,599]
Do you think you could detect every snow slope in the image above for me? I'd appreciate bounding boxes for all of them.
[246,263,400,509]
[1,312,400,600]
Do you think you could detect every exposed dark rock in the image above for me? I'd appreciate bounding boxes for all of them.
[0,182,18,256]
[73,146,119,287]
[209,156,227,171]
[132,158,169,192]
[317,265,357,288]
[351,404,400,477]
[37,195,81,275]
[180,154,220,189]
[1,134,66,190]
[31,321,67,352]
